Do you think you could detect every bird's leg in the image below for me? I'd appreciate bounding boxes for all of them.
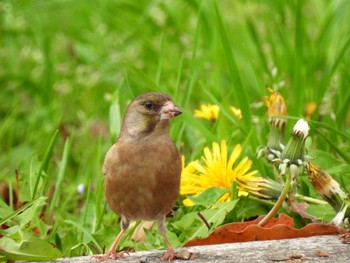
[94,217,129,261]
[159,218,194,261]
[158,219,177,261]
[96,229,125,260]
[161,232,177,261]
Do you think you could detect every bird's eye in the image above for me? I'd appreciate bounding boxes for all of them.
[145,101,153,109]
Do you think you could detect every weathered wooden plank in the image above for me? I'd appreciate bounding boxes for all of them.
[25,235,350,263]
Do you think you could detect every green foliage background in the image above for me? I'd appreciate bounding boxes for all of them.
[1,0,350,260]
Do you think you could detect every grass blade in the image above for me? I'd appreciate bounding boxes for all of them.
[64,219,102,253]
[49,137,70,213]
[32,129,59,200]
[213,1,252,131]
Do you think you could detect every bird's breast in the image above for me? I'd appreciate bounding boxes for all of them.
[103,137,181,221]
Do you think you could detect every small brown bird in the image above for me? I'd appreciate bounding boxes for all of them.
[97,92,183,261]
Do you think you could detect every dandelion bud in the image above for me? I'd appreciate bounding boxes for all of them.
[263,87,287,132]
[237,176,283,200]
[276,119,309,178]
[280,119,309,165]
[332,206,347,226]
[292,119,310,140]
[258,87,287,161]
[306,161,350,225]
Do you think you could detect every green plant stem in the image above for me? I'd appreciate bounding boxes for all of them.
[258,173,291,227]
[292,194,328,205]
[247,196,275,207]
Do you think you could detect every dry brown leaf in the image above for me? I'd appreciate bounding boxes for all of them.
[339,232,350,244]
[175,250,196,260]
[185,213,343,247]
[131,221,154,242]
[314,250,329,257]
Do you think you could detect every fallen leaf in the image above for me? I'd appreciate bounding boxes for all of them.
[268,253,304,262]
[339,232,350,244]
[289,200,319,222]
[131,221,154,242]
[176,250,196,260]
[289,253,305,259]
[185,214,343,246]
[314,250,329,257]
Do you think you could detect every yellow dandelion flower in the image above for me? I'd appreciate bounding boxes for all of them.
[180,140,259,206]
[263,87,287,129]
[263,87,287,117]
[304,101,317,119]
[180,156,200,196]
[193,104,219,121]
[230,106,242,120]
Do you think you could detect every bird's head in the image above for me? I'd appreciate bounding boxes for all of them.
[120,92,182,138]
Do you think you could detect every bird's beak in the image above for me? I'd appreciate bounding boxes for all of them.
[160,101,182,120]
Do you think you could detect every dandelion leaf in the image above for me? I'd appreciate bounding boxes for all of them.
[173,200,237,245]
[0,232,62,261]
[187,187,229,207]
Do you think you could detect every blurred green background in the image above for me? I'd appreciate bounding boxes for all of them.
[1,0,350,260]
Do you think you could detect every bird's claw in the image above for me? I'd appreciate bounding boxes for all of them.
[161,250,195,261]
[94,251,124,261]
[162,251,177,261]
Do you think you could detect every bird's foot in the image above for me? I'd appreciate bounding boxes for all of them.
[162,251,177,261]
[94,250,125,261]
[161,250,195,261]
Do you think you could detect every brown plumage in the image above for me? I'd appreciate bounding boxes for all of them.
[97,92,182,261]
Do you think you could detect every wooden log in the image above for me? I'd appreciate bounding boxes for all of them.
[25,235,350,263]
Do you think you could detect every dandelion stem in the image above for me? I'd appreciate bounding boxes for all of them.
[197,211,211,230]
[258,172,291,227]
[292,194,328,205]
[247,196,275,207]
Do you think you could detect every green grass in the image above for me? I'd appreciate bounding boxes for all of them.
[1,0,350,261]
